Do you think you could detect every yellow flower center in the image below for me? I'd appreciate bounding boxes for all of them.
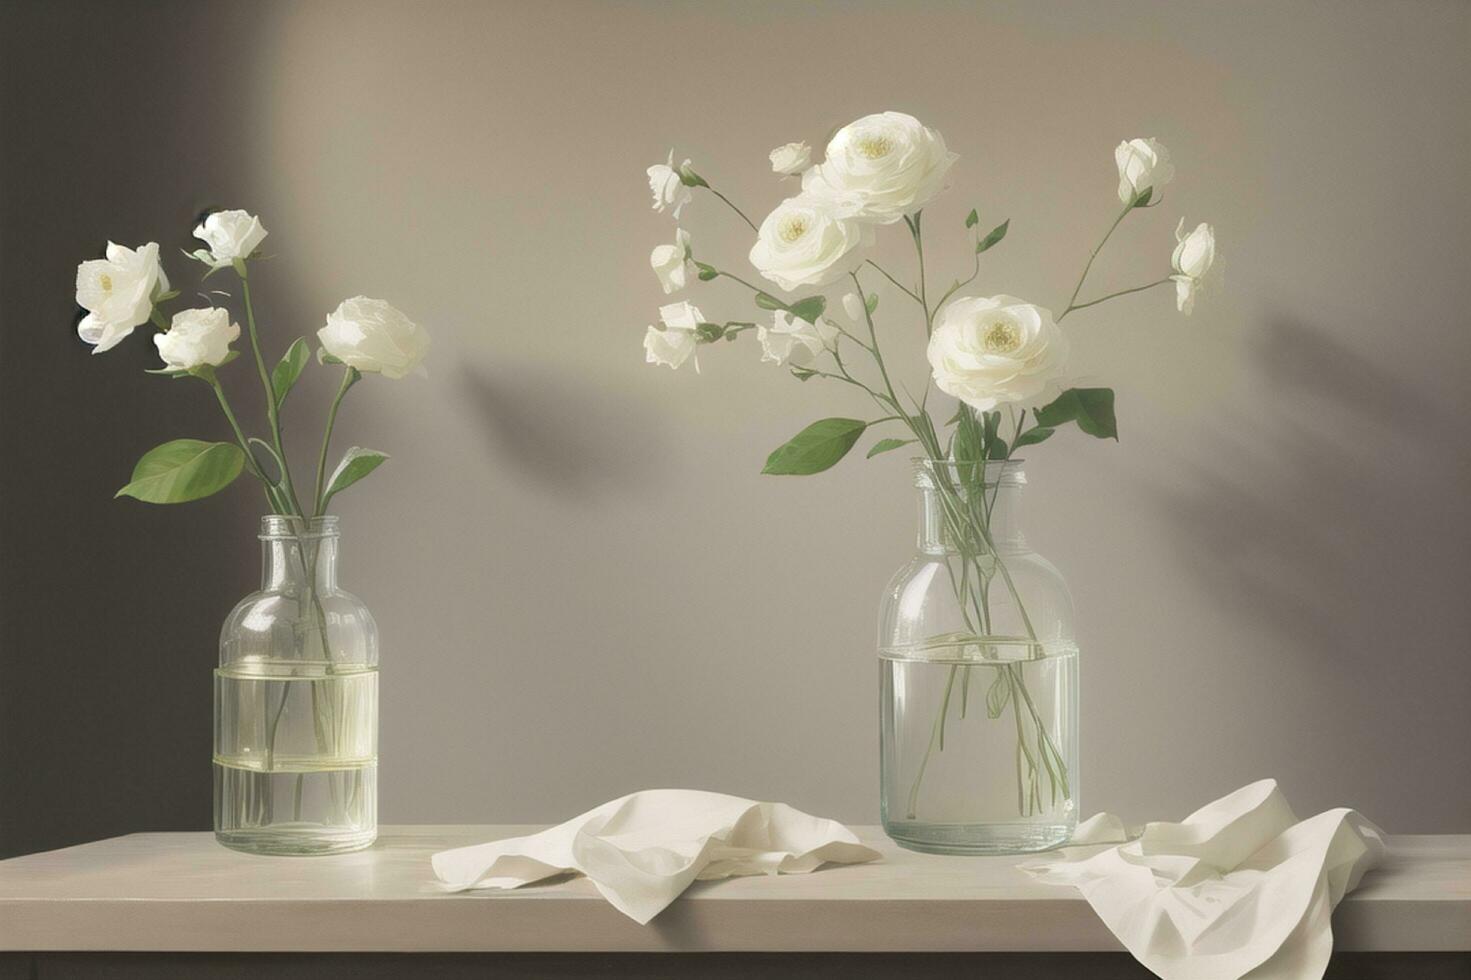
[857,133,894,159]
[99,274,113,293]
[778,215,809,243]
[982,319,1021,354]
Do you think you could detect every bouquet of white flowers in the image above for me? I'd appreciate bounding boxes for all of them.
[641,112,1218,833]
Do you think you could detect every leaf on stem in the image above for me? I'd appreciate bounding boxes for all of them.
[695,261,719,281]
[320,447,390,509]
[1132,187,1153,208]
[1034,388,1118,440]
[866,437,916,459]
[985,670,1012,718]
[976,219,1010,254]
[1012,426,1056,450]
[865,293,879,314]
[762,418,867,476]
[115,439,245,503]
[965,208,979,229]
[788,295,826,324]
[317,348,344,366]
[754,291,788,312]
[271,338,311,407]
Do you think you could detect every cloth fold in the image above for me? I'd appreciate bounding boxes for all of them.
[430,789,881,923]
[1023,779,1385,980]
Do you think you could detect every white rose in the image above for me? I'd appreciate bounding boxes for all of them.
[192,209,268,268]
[74,241,169,354]
[643,300,706,371]
[769,141,812,176]
[758,310,838,368]
[748,197,871,292]
[927,295,1069,412]
[153,307,241,371]
[800,111,958,224]
[650,228,692,294]
[1115,138,1174,204]
[647,150,693,218]
[1170,218,1217,315]
[318,296,430,379]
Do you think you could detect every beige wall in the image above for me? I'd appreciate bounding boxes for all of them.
[232,0,1470,831]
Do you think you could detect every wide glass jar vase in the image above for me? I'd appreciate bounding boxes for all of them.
[214,516,378,855]
[879,460,1078,854]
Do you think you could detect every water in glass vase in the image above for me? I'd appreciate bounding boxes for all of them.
[213,660,377,855]
[881,639,1077,855]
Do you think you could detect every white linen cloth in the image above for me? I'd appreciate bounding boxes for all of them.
[430,789,881,924]
[1023,779,1386,980]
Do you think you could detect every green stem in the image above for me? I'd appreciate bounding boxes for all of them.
[209,378,284,513]
[313,367,359,516]
[903,213,932,334]
[1061,278,1171,320]
[705,187,758,232]
[863,259,923,305]
[239,271,304,517]
[1064,201,1133,313]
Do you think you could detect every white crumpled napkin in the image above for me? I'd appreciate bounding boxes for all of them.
[430,789,881,924]
[1023,779,1385,980]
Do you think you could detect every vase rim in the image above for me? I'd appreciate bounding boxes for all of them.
[259,514,340,539]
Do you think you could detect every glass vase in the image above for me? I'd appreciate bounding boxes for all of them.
[879,460,1078,854]
[213,516,378,855]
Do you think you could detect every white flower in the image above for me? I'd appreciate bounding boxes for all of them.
[800,111,958,224]
[74,242,169,354]
[318,296,430,379]
[769,141,812,176]
[153,307,240,371]
[647,150,693,218]
[1170,218,1217,315]
[748,197,871,292]
[758,310,838,368]
[927,295,1069,412]
[192,209,267,268]
[841,291,866,323]
[1115,138,1174,205]
[650,228,693,294]
[643,300,706,371]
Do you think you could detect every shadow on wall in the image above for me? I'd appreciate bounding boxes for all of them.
[456,363,670,497]
[1154,317,1470,665]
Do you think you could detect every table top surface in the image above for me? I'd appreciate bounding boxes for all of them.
[1,826,1467,953]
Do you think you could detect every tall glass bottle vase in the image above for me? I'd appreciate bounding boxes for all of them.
[214,516,379,855]
[879,460,1078,854]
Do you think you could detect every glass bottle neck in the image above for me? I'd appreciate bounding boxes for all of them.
[915,463,1028,555]
[259,517,340,593]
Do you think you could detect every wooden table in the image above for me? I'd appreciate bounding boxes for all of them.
[1,827,1466,978]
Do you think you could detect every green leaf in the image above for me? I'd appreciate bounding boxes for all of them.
[1034,387,1118,440]
[695,261,719,282]
[865,293,879,314]
[866,437,916,459]
[271,338,310,407]
[762,418,867,476]
[317,348,344,366]
[115,439,245,504]
[754,292,788,312]
[695,322,726,342]
[1132,187,1153,208]
[678,163,708,188]
[965,208,979,229]
[985,669,1012,719]
[320,447,390,508]
[1011,426,1056,450]
[790,366,818,381]
[976,219,1010,254]
[788,295,826,324]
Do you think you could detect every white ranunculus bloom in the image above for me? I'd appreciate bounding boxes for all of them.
[1115,138,1174,204]
[154,307,241,371]
[927,295,1069,412]
[758,310,838,368]
[800,111,958,224]
[193,209,268,268]
[650,228,693,294]
[749,197,871,291]
[75,242,169,354]
[647,150,693,218]
[318,296,430,379]
[1170,218,1217,315]
[644,300,706,371]
[769,141,812,176]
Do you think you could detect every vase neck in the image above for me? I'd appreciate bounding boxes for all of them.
[260,516,340,593]
[914,460,1027,555]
